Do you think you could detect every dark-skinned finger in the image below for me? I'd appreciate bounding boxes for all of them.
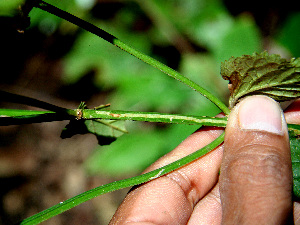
[220,95,293,224]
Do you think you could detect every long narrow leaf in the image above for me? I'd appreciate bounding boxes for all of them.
[33,1,230,115]
[0,90,67,112]
[20,132,225,224]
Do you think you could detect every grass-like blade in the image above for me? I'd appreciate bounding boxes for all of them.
[0,109,54,117]
[0,109,68,125]
[0,90,67,112]
[32,1,230,115]
[19,132,225,224]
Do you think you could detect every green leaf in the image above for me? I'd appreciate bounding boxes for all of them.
[0,109,66,126]
[61,102,127,145]
[0,109,54,117]
[221,52,300,108]
[86,119,127,144]
[289,127,300,198]
[61,119,127,145]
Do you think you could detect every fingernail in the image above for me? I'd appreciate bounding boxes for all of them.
[238,96,284,135]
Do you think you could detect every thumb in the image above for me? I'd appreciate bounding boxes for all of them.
[220,95,293,224]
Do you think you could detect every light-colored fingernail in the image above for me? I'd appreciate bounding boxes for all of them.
[238,96,285,135]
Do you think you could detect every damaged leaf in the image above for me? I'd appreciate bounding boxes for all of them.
[61,119,127,145]
[221,52,300,108]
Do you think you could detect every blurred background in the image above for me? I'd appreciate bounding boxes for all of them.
[0,0,299,224]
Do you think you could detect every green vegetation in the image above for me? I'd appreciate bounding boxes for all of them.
[1,0,300,224]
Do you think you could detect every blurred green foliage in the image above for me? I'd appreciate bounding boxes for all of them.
[277,12,300,57]
[0,0,23,15]
[1,0,299,177]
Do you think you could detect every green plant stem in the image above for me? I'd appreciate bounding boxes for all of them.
[81,109,227,126]
[0,108,228,127]
[34,1,230,115]
[3,108,300,133]
[20,132,225,225]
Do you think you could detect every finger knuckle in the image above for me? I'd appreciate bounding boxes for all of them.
[224,144,291,187]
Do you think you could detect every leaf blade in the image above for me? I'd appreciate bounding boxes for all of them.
[61,119,127,146]
[20,132,225,225]
[221,52,300,108]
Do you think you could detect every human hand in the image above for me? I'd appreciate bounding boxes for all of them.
[110,95,300,224]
